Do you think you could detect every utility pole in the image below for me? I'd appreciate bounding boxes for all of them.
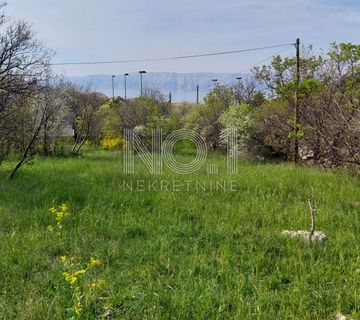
[111,75,115,99]
[294,38,300,164]
[124,73,129,99]
[139,71,146,97]
[196,85,199,104]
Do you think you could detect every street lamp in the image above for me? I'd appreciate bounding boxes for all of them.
[235,77,242,102]
[111,75,115,98]
[235,77,242,89]
[212,79,218,88]
[124,73,129,99]
[139,71,146,97]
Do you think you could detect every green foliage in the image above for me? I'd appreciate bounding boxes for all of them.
[251,100,293,159]
[147,114,179,135]
[253,46,323,100]
[328,42,360,63]
[204,86,234,108]
[252,42,360,165]
[1,42,360,171]
[185,87,234,149]
[287,121,305,140]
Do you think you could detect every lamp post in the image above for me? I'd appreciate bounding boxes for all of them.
[124,73,129,99]
[111,75,115,98]
[139,71,146,96]
[235,77,242,90]
[212,79,218,88]
[235,77,242,102]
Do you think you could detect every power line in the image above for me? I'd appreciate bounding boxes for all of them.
[50,43,294,66]
[207,45,293,89]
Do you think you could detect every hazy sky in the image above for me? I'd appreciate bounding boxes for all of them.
[7,0,360,76]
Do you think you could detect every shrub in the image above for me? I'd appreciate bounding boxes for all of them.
[100,136,123,150]
[219,103,254,156]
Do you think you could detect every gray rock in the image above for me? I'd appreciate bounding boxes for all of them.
[282,230,326,241]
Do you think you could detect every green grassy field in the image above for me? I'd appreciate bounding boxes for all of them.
[0,149,359,319]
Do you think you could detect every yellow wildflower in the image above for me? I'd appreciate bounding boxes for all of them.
[47,204,70,236]
[55,212,63,222]
[60,256,67,263]
[89,257,101,267]
[63,272,77,285]
[60,203,68,212]
[91,279,106,289]
[74,269,86,277]
[74,303,83,316]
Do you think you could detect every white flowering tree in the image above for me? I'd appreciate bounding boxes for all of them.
[219,103,254,156]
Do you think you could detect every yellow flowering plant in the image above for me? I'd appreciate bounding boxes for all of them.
[45,204,110,318]
[60,255,106,318]
[47,203,70,236]
[100,136,123,150]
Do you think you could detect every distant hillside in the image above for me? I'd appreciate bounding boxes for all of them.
[66,72,247,102]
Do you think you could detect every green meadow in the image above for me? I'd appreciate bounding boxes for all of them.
[0,149,359,319]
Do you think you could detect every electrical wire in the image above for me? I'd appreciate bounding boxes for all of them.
[50,43,294,66]
[205,45,294,89]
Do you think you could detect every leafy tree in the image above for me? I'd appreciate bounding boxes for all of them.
[185,86,233,150]
[219,103,254,156]
[64,84,105,154]
[0,2,53,166]
[252,43,360,166]
[9,79,63,179]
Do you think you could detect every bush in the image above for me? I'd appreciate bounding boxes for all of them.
[100,137,123,150]
[184,87,233,150]
[219,103,254,156]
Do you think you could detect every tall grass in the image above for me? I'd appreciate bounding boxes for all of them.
[0,150,359,319]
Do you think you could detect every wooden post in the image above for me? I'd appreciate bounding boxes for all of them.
[294,38,300,164]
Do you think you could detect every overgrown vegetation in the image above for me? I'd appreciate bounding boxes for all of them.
[0,3,359,318]
[0,150,359,319]
[1,0,358,177]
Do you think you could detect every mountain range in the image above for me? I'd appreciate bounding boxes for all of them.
[66,72,247,102]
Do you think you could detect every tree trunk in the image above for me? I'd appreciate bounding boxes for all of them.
[43,123,49,156]
[8,125,42,180]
